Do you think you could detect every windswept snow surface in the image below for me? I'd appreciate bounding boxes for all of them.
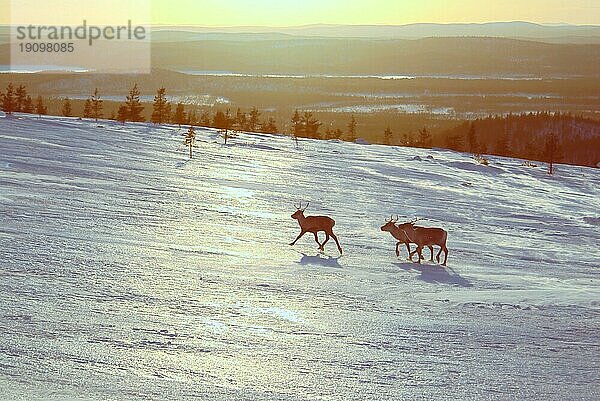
[0,115,599,400]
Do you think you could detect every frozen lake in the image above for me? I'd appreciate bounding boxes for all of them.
[0,115,599,400]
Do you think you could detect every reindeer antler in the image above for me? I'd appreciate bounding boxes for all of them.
[295,202,310,211]
[386,215,400,223]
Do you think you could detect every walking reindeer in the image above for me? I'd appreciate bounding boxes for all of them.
[380,215,434,261]
[289,203,343,254]
[397,218,449,266]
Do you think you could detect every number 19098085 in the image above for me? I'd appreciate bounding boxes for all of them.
[19,43,75,53]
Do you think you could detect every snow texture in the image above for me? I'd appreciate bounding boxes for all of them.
[0,115,599,400]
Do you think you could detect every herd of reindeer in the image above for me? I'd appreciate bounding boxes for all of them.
[289,203,449,266]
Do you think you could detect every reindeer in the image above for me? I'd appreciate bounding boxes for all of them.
[380,216,434,261]
[289,202,343,254]
[397,219,449,266]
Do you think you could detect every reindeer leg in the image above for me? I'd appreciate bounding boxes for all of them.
[404,243,411,259]
[330,232,343,255]
[313,232,323,251]
[289,231,306,246]
[429,245,434,262]
[413,246,423,264]
[322,232,331,251]
[411,247,424,261]
[442,246,448,267]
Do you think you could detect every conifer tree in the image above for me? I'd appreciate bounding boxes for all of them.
[90,88,103,122]
[384,127,393,145]
[200,110,211,127]
[35,96,47,118]
[164,102,171,124]
[248,106,261,131]
[418,127,432,148]
[467,123,478,153]
[184,126,196,159]
[324,126,343,140]
[260,117,278,134]
[172,103,186,127]
[544,132,561,175]
[220,109,234,144]
[301,112,321,139]
[83,99,93,118]
[125,84,144,122]
[291,110,302,138]
[235,108,247,131]
[14,85,27,112]
[213,109,228,129]
[151,87,170,124]
[402,132,415,146]
[0,83,15,114]
[22,96,34,114]
[61,97,72,117]
[187,109,198,126]
[116,105,129,124]
[347,114,357,142]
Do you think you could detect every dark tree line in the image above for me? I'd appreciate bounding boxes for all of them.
[4,82,598,169]
[2,83,279,133]
[183,106,278,134]
[441,112,600,167]
[398,127,432,148]
[291,110,359,141]
[3,84,350,146]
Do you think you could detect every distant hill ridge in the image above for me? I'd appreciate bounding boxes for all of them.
[1,22,600,44]
[149,22,600,44]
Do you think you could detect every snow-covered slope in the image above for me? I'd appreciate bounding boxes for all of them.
[0,115,598,400]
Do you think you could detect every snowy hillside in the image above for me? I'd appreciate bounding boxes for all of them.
[0,114,599,400]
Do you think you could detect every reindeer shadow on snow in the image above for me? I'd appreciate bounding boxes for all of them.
[393,262,472,287]
[297,253,342,268]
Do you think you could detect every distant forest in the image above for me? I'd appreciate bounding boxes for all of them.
[1,82,599,168]
[438,113,600,167]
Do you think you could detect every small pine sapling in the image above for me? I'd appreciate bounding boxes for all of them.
[184,126,196,159]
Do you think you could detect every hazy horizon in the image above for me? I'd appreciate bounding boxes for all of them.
[1,0,599,25]
[2,21,600,29]
[149,21,599,28]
